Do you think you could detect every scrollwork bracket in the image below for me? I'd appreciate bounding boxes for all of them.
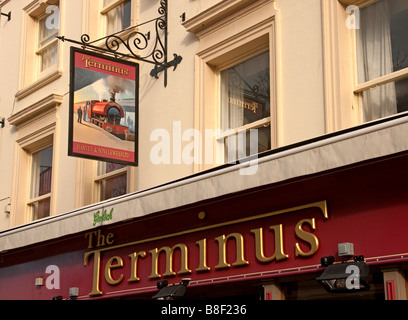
[57,0,181,87]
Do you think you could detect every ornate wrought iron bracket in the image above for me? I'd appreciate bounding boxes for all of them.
[150,54,183,79]
[56,0,181,87]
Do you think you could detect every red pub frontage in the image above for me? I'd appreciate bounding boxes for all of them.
[1,118,408,301]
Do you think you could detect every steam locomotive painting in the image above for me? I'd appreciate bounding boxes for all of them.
[69,47,139,166]
[75,92,134,141]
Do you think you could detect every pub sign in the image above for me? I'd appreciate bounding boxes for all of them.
[68,47,139,166]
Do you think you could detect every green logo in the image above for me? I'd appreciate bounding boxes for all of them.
[93,208,114,226]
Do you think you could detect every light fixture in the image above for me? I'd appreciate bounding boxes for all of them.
[338,242,354,257]
[320,256,335,267]
[69,287,79,300]
[316,256,370,293]
[35,277,44,287]
[152,278,191,300]
[157,280,169,289]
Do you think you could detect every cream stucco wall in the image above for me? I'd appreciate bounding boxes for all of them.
[137,0,198,190]
[0,0,18,231]
[275,0,326,145]
[0,0,356,231]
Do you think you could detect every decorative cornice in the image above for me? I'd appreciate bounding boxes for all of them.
[183,0,273,35]
[338,0,376,7]
[23,0,59,18]
[183,0,254,34]
[15,70,63,100]
[0,0,11,9]
[8,94,63,127]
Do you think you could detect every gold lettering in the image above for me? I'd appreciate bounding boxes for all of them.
[85,231,97,249]
[251,225,289,263]
[195,238,210,272]
[84,250,103,296]
[106,233,115,245]
[105,256,124,286]
[85,230,115,249]
[81,55,130,77]
[148,244,192,279]
[295,218,319,257]
[128,251,147,282]
[82,201,329,297]
[229,97,260,114]
[96,230,105,247]
[215,233,249,270]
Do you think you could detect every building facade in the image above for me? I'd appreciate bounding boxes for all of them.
[0,0,407,300]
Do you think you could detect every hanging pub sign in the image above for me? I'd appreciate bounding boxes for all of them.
[68,47,139,166]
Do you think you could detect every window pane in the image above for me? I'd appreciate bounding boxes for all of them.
[357,0,408,83]
[390,1,408,72]
[40,42,58,72]
[99,162,127,175]
[224,126,271,163]
[30,146,53,221]
[103,0,116,6]
[220,52,271,162]
[362,78,408,122]
[106,0,131,34]
[31,146,53,199]
[101,173,127,200]
[38,10,58,47]
[221,52,270,130]
[32,198,51,220]
[98,162,127,201]
[357,0,408,122]
[395,77,408,112]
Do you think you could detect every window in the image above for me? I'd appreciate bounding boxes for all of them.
[82,0,135,46]
[8,94,62,226]
[28,146,53,220]
[355,0,408,122]
[96,162,128,201]
[17,0,62,99]
[183,0,277,171]
[101,0,132,35]
[219,51,271,162]
[37,7,59,73]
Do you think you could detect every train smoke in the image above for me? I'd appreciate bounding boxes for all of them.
[90,78,106,101]
[105,76,134,101]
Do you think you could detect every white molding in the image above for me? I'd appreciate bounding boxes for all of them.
[322,0,359,132]
[183,0,255,35]
[9,93,63,127]
[354,68,408,93]
[15,70,63,100]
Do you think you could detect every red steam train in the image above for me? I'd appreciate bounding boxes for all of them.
[76,96,130,140]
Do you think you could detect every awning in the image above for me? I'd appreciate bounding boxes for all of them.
[2,113,408,252]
